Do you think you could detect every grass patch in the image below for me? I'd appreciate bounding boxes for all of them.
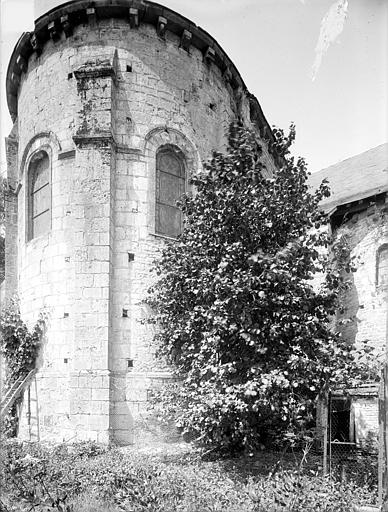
[0,440,377,511]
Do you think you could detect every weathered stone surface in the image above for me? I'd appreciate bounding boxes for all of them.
[5,1,277,445]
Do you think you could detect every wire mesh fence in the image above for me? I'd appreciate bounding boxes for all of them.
[328,441,378,489]
[322,390,379,490]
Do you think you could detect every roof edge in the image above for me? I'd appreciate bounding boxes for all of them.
[6,0,275,147]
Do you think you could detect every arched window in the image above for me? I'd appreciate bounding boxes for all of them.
[376,245,388,288]
[155,146,185,238]
[28,151,51,240]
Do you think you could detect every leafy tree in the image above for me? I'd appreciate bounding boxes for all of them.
[0,236,4,283]
[0,177,6,282]
[148,123,370,452]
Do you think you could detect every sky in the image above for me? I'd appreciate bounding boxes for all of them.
[0,0,387,175]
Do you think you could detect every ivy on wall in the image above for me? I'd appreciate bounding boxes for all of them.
[0,300,45,435]
[0,300,45,386]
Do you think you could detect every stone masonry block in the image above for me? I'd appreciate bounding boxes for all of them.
[92,388,111,401]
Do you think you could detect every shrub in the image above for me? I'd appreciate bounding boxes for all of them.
[147,123,375,452]
[0,441,377,512]
[0,301,46,437]
[0,301,45,385]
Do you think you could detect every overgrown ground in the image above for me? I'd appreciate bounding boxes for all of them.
[0,440,378,512]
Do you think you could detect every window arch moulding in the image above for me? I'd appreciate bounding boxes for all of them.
[376,243,388,289]
[20,133,60,243]
[26,148,52,242]
[19,131,61,180]
[144,127,200,240]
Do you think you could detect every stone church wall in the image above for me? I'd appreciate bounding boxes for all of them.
[6,1,278,444]
[331,201,388,445]
[334,202,388,357]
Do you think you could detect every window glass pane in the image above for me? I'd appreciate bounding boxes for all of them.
[158,171,184,205]
[157,152,183,177]
[156,204,182,238]
[32,184,50,217]
[378,247,388,286]
[155,147,185,237]
[28,152,50,240]
[31,156,49,192]
[32,210,51,239]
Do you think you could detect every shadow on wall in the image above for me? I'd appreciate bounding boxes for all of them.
[336,262,359,347]
[354,400,379,448]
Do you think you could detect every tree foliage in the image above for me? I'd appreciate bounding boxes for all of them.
[0,301,45,386]
[148,123,371,452]
[0,177,5,282]
[0,300,45,436]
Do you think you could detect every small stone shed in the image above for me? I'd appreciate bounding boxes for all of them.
[310,143,388,446]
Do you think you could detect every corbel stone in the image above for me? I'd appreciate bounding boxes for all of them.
[204,46,216,64]
[10,72,20,88]
[157,16,167,38]
[16,55,27,74]
[86,7,97,27]
[180,29,192,52]
[223,67,232,83]
[129,8,139,28]
[30,33,42,55]
[60,15,73,38]
[48,21,59,41]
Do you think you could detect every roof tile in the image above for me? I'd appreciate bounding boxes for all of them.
[308,143,388,210]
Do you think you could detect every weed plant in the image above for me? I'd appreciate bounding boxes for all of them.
[0,440,378,512]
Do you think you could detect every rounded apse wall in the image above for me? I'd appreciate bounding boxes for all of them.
[6,0,278,444]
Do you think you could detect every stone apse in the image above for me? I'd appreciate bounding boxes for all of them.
[5,0,278,444]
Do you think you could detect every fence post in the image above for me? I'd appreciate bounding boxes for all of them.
[323,391,328,475]
[328,391,332,478]
[383,285,388,511]
[380,364,388,510]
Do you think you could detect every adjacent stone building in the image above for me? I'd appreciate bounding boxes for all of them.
[4,0,278,444]
[310,143,388,446]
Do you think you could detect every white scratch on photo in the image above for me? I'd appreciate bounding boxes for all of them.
[312,0,349,81]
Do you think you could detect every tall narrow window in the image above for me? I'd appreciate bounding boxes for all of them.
[156,147,185,238]
[28,151,51,240]
[377,245,388,288]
